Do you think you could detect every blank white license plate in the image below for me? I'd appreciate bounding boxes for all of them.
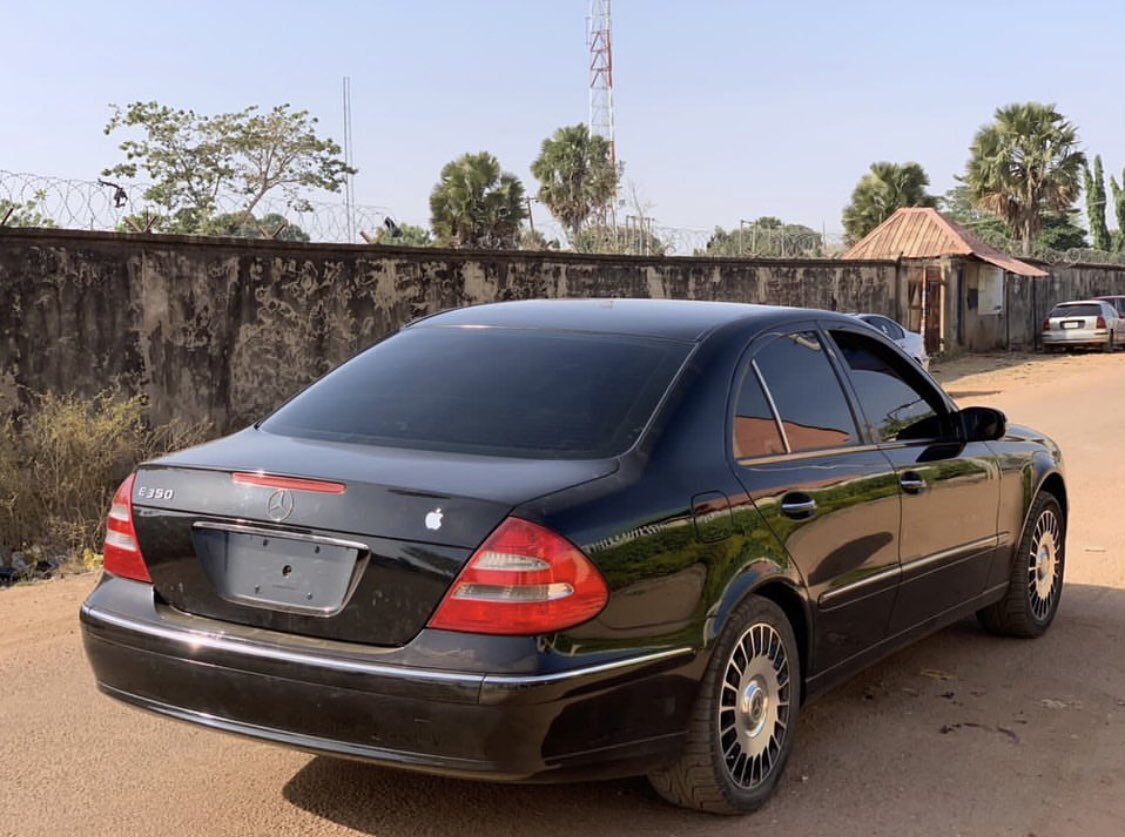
[1062,321,1082,329]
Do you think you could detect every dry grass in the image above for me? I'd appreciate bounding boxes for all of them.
[0,391,212,575]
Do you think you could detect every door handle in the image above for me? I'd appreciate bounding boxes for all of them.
[780,494,817,519]
[900,472,927,494]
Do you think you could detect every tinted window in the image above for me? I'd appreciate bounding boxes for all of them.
[1050,304,1102,318]
[863,315,904,341]
[262,327,689,459]
[732,367,786,459]
[754,332,858,453]
[830,330,946,443]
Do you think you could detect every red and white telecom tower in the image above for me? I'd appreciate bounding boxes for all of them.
[587,0,617,218]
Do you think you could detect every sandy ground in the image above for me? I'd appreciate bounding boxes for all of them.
[2,351,1123,837]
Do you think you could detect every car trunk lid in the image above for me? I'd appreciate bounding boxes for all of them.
[130,428,617,646]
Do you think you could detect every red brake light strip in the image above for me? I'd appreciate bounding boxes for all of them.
[231,472,347,494]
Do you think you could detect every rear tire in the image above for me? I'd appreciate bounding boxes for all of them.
[977,493,1065,638]
[648,596,800,815]
[1102,334,1114,353]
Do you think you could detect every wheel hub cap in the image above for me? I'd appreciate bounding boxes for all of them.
[739,678,770,739]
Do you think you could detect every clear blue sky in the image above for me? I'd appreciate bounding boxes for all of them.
[3,0,1122,236]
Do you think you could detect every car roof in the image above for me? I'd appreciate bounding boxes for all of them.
[416,299,856,341]
[1056,299,1109,306]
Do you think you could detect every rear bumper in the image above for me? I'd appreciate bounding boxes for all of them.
[80,576,700,782]
[1042,329,1109,345]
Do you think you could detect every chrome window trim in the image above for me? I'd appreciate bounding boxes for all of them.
[734,443,882,468]
[751,359,791,454]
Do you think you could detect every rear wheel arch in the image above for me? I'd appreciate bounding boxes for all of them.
[749,579,810,697]
[709,571,811,697]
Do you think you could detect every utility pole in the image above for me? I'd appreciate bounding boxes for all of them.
[342,76,356,243]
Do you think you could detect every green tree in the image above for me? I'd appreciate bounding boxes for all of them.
[1083,155,1111,251]
[571,224,665,256]
[1034,211,1089,254]
[939,184,1011,247]
[964,102,1085,255]
[201,212,310,242]
[700,217,823,257]
[517,227,560,251]
[842,162,936,242]
[429,152,527,248]
[369,222,433,247]
[1109,168,1125,251]
[529,124,617,244]
[103,101,354,234]
[0,191,56,228]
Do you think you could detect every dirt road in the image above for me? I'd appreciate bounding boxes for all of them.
[3,352,1123,837]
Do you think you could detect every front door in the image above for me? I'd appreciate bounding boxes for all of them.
[730,329,902,675]
[825,327,1001,634]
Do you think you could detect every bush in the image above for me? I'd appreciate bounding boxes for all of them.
[0,391,212,575]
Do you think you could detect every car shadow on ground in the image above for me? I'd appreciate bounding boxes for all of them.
[281,582,1125,837]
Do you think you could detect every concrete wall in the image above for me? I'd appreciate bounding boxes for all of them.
[0,228,899,432]
[1007,263,1125,349]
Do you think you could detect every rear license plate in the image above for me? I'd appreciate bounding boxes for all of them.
[1062,321,1082,329]
[192,524,367,616]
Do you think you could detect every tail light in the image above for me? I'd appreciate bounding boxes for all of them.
[1097,315,1107,329]
[1041,319,1050,332]
[103,473,152,583]
[427,517,608,635]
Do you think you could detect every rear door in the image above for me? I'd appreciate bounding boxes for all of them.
[825,326,1001,633]
[730,327,902,674]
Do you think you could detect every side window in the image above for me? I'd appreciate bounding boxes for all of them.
[753,332,859,453]
[829,329,947,443]
[882,318,905,340]
[732,366,786,459]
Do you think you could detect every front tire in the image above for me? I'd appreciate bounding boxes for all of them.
[977,493,1065,638]
[648,596,800,814]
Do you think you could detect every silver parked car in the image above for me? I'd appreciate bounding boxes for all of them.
[850,313,929,369]
[1041,300,1122,352]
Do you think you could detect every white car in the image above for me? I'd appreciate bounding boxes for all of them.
[850,313,929,369]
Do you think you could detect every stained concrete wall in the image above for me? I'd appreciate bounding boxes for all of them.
[0,228,900,432]
[1008,263,1125,349]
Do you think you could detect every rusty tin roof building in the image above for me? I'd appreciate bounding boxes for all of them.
[843,208,1046,353]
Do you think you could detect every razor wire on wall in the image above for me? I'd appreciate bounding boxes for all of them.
[0,170,396,244]
[1,168,850,256]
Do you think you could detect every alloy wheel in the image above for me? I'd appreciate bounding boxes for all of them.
[717,622,791,789]
[1028,508,1063,621]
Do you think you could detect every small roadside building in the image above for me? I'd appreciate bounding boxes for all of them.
[842,207,1047,353]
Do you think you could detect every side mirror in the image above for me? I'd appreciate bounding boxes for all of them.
[958,406,1007,442]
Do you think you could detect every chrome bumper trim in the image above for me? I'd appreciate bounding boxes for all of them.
[81,602,693,688]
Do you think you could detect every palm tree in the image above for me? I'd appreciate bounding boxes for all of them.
[964,103,1086,256]
[842,162,936,242]
[530,124,617,244]
[429,152,528,248]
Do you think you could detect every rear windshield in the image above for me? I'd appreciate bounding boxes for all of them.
[1050,304,1102,318]
[261,326,691,459]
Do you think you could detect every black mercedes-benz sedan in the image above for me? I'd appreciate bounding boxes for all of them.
[81,299,1067,814]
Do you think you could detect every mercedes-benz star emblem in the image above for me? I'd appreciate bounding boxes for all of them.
[266,488,295,522]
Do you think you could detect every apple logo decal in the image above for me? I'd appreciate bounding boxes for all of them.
[425,508,443,531]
